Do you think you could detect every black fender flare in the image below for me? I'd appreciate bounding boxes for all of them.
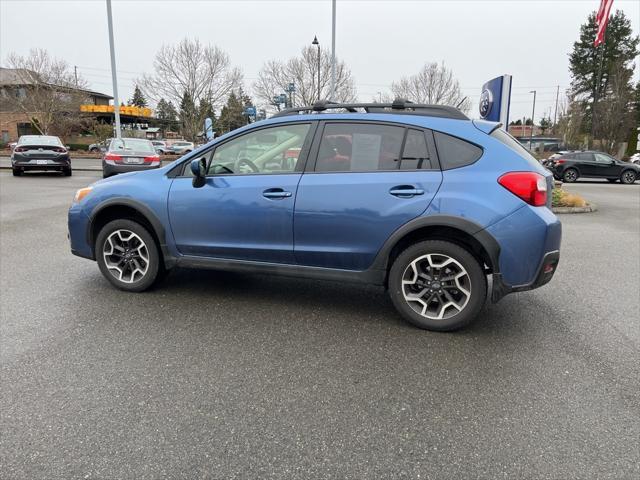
[87,198,176,267]
[370,215,501,273]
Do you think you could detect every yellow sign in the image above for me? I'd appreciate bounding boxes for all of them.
[80,104,153,118]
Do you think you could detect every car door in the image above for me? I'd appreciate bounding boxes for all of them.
[593,153,621,177]
[167,122,315,263]
[574,152,597,176]
[294,121,443,270]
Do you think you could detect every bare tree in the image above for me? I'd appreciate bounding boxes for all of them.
[3,49,89,135]
[595,60,636,154]
[389,62,471,113]
[253,46,357,110]
[139,38,242,139]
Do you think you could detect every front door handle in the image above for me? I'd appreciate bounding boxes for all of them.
[389,185,425,197]
[263,188,292,199]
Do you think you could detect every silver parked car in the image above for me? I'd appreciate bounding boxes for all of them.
[169,141,194,155]
[102,138,160,178]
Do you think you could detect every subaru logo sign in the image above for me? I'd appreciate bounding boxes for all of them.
[479,89,493,118]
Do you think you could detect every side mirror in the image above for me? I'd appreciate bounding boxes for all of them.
[191,157,207,188]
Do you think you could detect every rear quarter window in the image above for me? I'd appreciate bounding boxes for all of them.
[490,128,540,169]
[433,131,483,170]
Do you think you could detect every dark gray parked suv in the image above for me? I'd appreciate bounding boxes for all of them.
[102,138,161,178]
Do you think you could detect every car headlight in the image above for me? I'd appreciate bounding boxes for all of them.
[73,187,93,203]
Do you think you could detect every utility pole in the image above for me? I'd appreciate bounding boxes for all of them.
[529,90,537,150]
[106,0,122,139]
[330,0,336,101]
[553,85,560,129]
[74,66,78,87]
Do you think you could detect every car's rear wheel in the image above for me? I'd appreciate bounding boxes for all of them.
[621,170,637,184]
[95,219,161,292]
[388,240,486,331]
[12,168,22,176]
[562,168,578,183]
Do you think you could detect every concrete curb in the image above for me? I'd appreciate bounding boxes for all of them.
[0,165,101,172]
[552,203,598,214]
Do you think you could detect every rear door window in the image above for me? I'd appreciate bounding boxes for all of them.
[314,123,405,172]
[400,129,436,170]
[434,131,483,170]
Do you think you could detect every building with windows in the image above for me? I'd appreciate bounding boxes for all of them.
[0,67,113,142]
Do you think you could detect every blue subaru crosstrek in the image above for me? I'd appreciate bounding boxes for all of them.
[68,100,561,331]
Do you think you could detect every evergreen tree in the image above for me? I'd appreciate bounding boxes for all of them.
[539,116,552,135]
[217,91,249,134]
[129,85,147,108]
[179,92,199,140]
[569,10,639,137]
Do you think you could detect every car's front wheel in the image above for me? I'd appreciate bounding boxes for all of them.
[388,240,487,331]
[63,167,72,176]
[621,170,637,184]
[12,168,22,177]
[95,219,161,292]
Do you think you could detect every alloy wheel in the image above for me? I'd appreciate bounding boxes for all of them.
[102,229,150,283]
[401,253,471,320]
[622,171,636,184]
[564,170,577,182]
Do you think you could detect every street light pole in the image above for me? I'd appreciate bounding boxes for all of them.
[529,90,537,150]
[106,0,121,139]
[330,0,336,100]
[312,36,321,102]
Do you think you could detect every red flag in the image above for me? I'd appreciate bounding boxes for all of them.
[594,0,614,47]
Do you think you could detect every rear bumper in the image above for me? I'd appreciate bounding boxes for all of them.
[485,204,562,302]
[103,163,160,176]
[491,250,560,302]
[12,158,70,171]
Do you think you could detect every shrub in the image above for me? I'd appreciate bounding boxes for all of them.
[552,187,587,208]
[66,143,89,151]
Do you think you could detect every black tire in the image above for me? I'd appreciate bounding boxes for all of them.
[95,219,162,292]
[102,171,110,179]
[562,168,578,183]
[12,168,22,176]
[63,167,72,176]
[620,170,637,184]
[388,240,487,331]
[607,178,617,183]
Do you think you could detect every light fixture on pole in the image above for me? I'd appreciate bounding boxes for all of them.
[312,36,321,102]
[105,0,121,139]
[529,90,537,150]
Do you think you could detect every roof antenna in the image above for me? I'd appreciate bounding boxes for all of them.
[455,97,468,109]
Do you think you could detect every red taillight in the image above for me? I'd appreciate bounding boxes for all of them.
[555,159,565,165]
[498,172,548,207]
[104,152,122,162]
[14,146,26,152]
[143,155,160,164]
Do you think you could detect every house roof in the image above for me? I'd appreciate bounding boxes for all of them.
[0,67,113,99]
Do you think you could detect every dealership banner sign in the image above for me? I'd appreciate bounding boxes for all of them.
[479,75,512,130]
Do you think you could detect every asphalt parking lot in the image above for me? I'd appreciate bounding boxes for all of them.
[1,172,638,479]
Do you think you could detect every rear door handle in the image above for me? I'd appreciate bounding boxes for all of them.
[389,185,425,197]
[263,188,292,199]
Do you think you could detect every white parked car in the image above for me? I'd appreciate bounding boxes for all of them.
[629,152,640,165]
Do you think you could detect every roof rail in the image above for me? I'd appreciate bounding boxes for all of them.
[271,98,469,120]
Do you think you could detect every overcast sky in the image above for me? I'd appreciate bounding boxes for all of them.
[1,0,639,122]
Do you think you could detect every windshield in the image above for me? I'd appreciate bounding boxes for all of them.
[18,135,62,146]
[110,138,155,153]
